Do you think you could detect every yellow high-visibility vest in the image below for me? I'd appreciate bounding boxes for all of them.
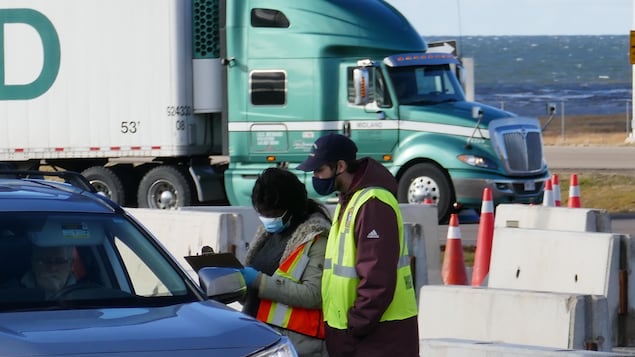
[322,187,417,329]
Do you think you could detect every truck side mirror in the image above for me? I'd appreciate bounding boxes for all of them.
[353,68,370,105]
[471,106,483,119]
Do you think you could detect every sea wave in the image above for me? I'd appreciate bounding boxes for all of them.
[427,35,632,116]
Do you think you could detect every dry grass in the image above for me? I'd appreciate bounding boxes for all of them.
[535,113,635,214]
[539,113,633,146]
[551,170,635,214]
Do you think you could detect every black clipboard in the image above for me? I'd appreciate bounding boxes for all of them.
[184,253,244,272]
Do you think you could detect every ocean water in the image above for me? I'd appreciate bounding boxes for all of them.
[426,35,632,117]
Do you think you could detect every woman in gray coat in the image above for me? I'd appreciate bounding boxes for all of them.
[240,168,331,357]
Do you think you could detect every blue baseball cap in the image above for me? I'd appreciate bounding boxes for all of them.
[297,134,358,172]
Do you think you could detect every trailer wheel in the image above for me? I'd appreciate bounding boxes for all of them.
[397,163,454,223]
[137,166,192,209]
[81,166,126,205]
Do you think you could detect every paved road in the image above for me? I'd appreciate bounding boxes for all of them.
[438,145,635,246]
[544,146,635,171]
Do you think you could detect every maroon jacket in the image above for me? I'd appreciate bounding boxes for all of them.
[325,157,419,357]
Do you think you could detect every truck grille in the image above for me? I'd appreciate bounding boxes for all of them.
[489,118,545,175]
[503,131,543,171]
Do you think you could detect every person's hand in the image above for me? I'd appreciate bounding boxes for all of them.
[240,267,260,287]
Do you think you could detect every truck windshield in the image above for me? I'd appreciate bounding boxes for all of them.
[387,64,465,105]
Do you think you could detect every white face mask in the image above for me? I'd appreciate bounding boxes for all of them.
[258,210,290,233]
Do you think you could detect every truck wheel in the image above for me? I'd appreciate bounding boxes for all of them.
[397,163,454,223]
[81,166,126,205]
[137,166,192,209]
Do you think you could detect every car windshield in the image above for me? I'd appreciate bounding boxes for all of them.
[387,64,465,105]
[0,212,198,311]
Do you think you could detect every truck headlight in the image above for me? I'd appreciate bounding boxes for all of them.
[249,337,298,357]
[457,154,497,169]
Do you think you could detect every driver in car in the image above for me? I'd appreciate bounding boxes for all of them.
[21,245,77,299]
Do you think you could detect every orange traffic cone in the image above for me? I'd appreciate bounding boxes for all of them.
[568,173,581,208]
[471,188,494,286]
[552,174,561,207]
[543,178,554,207]
[442,213,468,285]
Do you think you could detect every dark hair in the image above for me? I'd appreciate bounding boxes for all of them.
[251,168,331,226]
[326,159,359,174]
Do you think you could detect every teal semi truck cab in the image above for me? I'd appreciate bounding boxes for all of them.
[0,0,548,222]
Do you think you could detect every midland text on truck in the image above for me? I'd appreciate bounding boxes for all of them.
[0,0,549,222]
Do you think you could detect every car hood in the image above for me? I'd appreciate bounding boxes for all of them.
[0,301,281,356]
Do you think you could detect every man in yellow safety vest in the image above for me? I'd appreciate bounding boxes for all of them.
[298,133,419,357]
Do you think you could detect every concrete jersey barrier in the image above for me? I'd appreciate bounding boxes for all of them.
[420,338,630,356]
[182,203,443,290]
[488,227,620,296]
[125,208,247,279]
[494,204,612,232]
[130,204,442,314]
[418,285,611,351]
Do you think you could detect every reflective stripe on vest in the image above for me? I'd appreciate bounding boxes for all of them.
[322,187,417,330]
[257,238,326,339]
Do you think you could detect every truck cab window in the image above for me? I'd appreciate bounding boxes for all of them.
[388,64,465,105]
[374,69,392,107]
[347,67,392,107]
[250,71,286,105]
[251,9,290,28]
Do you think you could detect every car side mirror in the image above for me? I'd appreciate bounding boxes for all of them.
[198,267,246,304]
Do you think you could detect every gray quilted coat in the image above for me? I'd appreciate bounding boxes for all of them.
[245,213,331,357]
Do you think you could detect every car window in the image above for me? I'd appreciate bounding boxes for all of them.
[0,212,196,310]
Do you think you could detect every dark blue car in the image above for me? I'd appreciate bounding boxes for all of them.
[0,171,297,357]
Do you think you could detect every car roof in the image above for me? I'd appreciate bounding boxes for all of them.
[0,171,120,213]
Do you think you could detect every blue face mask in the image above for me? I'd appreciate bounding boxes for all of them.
[312,167,341,196]
[258,211,290,233]
[312,176,336,196]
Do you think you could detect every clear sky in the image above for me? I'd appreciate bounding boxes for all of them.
[386,0,633,36]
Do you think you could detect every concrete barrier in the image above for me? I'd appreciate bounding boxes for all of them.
[621,234,635,347]
[180,206,261,263]
[418,285,611,351]
[182,203,443,290]
[399,204,441,286]
[420,338,630,356]
[494,204,612,232]
[488,228,620,296]
[490,205,635,349]
[133,204,441,310]
[487,227,621,349]
[125,208,247,278]
[126,204,633,354]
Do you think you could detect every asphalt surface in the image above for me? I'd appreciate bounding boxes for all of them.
[544,145,635,171]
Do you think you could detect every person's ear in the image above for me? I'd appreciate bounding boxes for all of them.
[335,160,347,175]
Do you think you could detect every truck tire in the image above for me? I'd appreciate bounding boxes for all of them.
[397,163,454,223]
[81,166,126,205]
[137,166,192,209]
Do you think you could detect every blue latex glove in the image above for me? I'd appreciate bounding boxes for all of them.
[240,267,260,287]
